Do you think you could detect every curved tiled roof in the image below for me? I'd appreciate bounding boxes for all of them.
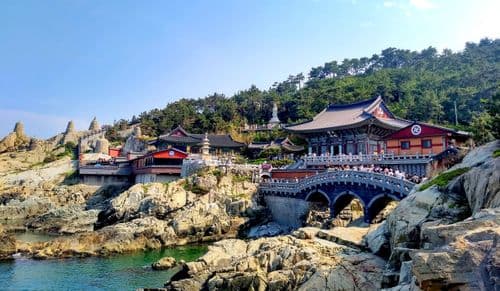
[155,126,244,148]
[286,97,410,133]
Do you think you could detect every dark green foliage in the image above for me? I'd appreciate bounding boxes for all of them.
[123,39,498,141]
[270,159,294,168]
[259,147,281,159]
[420,167,470,190]
[493,149,500,158]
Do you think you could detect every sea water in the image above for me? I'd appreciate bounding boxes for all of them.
[0,244,207,290]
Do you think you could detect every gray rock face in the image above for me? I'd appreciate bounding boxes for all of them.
[0,197,53,221]
[152,256,177,270]
[380,141,500,290]
[460,158,500,214]
[167,236,385,291]
[0,225,16,260]
[122,135,146,155]
[88,117,100,131]
[450,140,498,170]
[365,221,390,256]
[412,208,500,290]
[27,206,98,234]
[99,183,188,225]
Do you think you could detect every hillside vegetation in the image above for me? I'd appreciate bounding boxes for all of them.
[114,38,499,143]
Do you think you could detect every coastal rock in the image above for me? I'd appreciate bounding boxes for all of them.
[152,256,177,270]
[0,157,75,188]
[166,236,385,290]
[99,183,187,225]
[26,206,99,234]
[385,186,443,249]
[459,157,500,214]
[411,208,500,290]
[28,216,176,258]
[0,196,53,221]
[449,140,498,170]
[171,201,231,238]
[0,225,16,260]
[364,221,390,256]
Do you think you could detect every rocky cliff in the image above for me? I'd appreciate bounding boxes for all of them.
[370,140,500,290]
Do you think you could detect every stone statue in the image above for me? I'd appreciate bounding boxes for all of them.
[269,102,280,125]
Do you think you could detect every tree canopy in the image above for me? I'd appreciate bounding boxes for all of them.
[113,38,499,144]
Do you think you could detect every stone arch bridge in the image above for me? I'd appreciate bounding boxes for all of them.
[259,170,416,225]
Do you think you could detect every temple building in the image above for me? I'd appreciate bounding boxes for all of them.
[286,96,469,156]
[151,126,244,155]
[131,148,188,183]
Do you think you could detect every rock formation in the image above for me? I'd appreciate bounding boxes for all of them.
[88,117,101,131]
[0,121,31,153]
[152,256,177,270]
[0,225,16,260]
[122,126,147,155]
[365,140,500,290]
[165,237,385,290]
[61,120,80,145]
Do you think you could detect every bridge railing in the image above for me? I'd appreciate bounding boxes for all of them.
[260,170,415,197]
[303,153,433,166]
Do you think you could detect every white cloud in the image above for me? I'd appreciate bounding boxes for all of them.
[409,0,436,9]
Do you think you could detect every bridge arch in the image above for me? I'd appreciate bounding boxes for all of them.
[367,193,400,223]
[305,189,331,204]
[331,191,367,224]
[305,189,331,226]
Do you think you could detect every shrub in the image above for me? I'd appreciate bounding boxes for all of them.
[420,167,470,190]
[493,149,500,158]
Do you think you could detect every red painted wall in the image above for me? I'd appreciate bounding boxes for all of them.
[271,170,321,180]
[385,123,452,139]
[153,149,188,159]
[109,148,121,158]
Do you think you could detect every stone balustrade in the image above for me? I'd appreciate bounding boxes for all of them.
[260,170,415,197]
[303,153,434,166]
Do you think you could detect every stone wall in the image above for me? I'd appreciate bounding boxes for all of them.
[265,196,310,227]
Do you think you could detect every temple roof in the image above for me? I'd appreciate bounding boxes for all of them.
[286,97,410,133]
[248,137,304,152]
[155,126,244,148]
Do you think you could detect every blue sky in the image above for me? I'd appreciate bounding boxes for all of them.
[0,0,498,138]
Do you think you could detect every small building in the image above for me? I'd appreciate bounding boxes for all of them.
[152,126,244,155]
[384,122,470,155]
[78,158,132,185]
[131,148,188,183]
[248,137,305,158]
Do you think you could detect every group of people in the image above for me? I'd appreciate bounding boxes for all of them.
[326,164,426,183]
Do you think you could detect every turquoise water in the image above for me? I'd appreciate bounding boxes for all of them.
[0,245,207,290]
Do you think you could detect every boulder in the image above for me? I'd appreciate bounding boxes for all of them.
[449,140,498,170]
[459,158,500,214]
[365,221,390,257]
[0,225,16,260]
[27,206,99,234]
[152,256,177,270]
[166,235,385,290]
[99,183,187,225]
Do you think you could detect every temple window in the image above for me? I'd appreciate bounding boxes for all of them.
[401,141,410,150]
[422,139,432,148]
